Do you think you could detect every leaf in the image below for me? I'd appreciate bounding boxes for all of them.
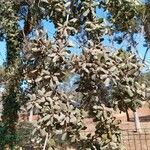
[52,76,59,84]
[35,103,42,109]
[32,48,40,52]
[104,78,110,86]
[65,1,71,7]
[126,86,134,97]
[38,90,44,96]
[102,134,108,140]
[37,97,46,103]
[98,18,103,23]
[41,0,48,3]
[61,132,67,141]
[35,77,42,82]
[65,116,69,123]
[44,75,51,79]
[46,97,53,105]
[109,66,116,72]
[27,103,33,110]
[70,18,78,23]
[60,112,66,120]
[124,99,131,103]
[42,69,50,74]
[48,138,56,147]
[55,8,62,12]
[40,129,47,137]
[43,114,51,121]
[82,65,89,73]
[55,130,62,134]
[100,74,108,80]
[71,135,76,142]
[45,91,52,97]
[31,94,36,100]
[50,79,54,87]
[53,114,59,120]
[46,120,52,126]
[49,53,56,57]
[70,115,77,123]
[53,56,59,62]
[83,9,90,17]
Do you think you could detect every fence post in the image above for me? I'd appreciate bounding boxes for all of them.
[29,108,33,122]
[133,111,142,133]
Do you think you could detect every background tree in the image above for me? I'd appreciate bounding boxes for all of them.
[101,0,150,63]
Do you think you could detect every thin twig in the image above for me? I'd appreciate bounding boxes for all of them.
[143,47,149,63]
[43,133,49,150]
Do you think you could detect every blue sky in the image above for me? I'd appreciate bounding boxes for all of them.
[0,41,6,65]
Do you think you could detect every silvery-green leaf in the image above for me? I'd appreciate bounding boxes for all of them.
[35,77,42,82]
[61,132,67,141]
[83,9,90,17]
[40,0,48,3]
[43,114,51,121]
[48,138,56,147]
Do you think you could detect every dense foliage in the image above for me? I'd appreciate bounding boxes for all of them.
[0,0,146,149]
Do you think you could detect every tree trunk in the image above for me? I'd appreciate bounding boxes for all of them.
[133,111,142,132]
[126,109,130,122]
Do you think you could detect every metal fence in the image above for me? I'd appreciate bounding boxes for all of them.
[121,128,150,150]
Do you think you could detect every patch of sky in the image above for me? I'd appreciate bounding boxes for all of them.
[41,20,56,38]
[141,0,150,4]
[18,18,56,39]
[18,19,24,30]
[68,35,82,55]
[0,40,6,65]
[96,7,106,18]
[20,80,29,92]
[58,74,80,92]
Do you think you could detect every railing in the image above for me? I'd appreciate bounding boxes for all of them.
[121,128,150,150]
